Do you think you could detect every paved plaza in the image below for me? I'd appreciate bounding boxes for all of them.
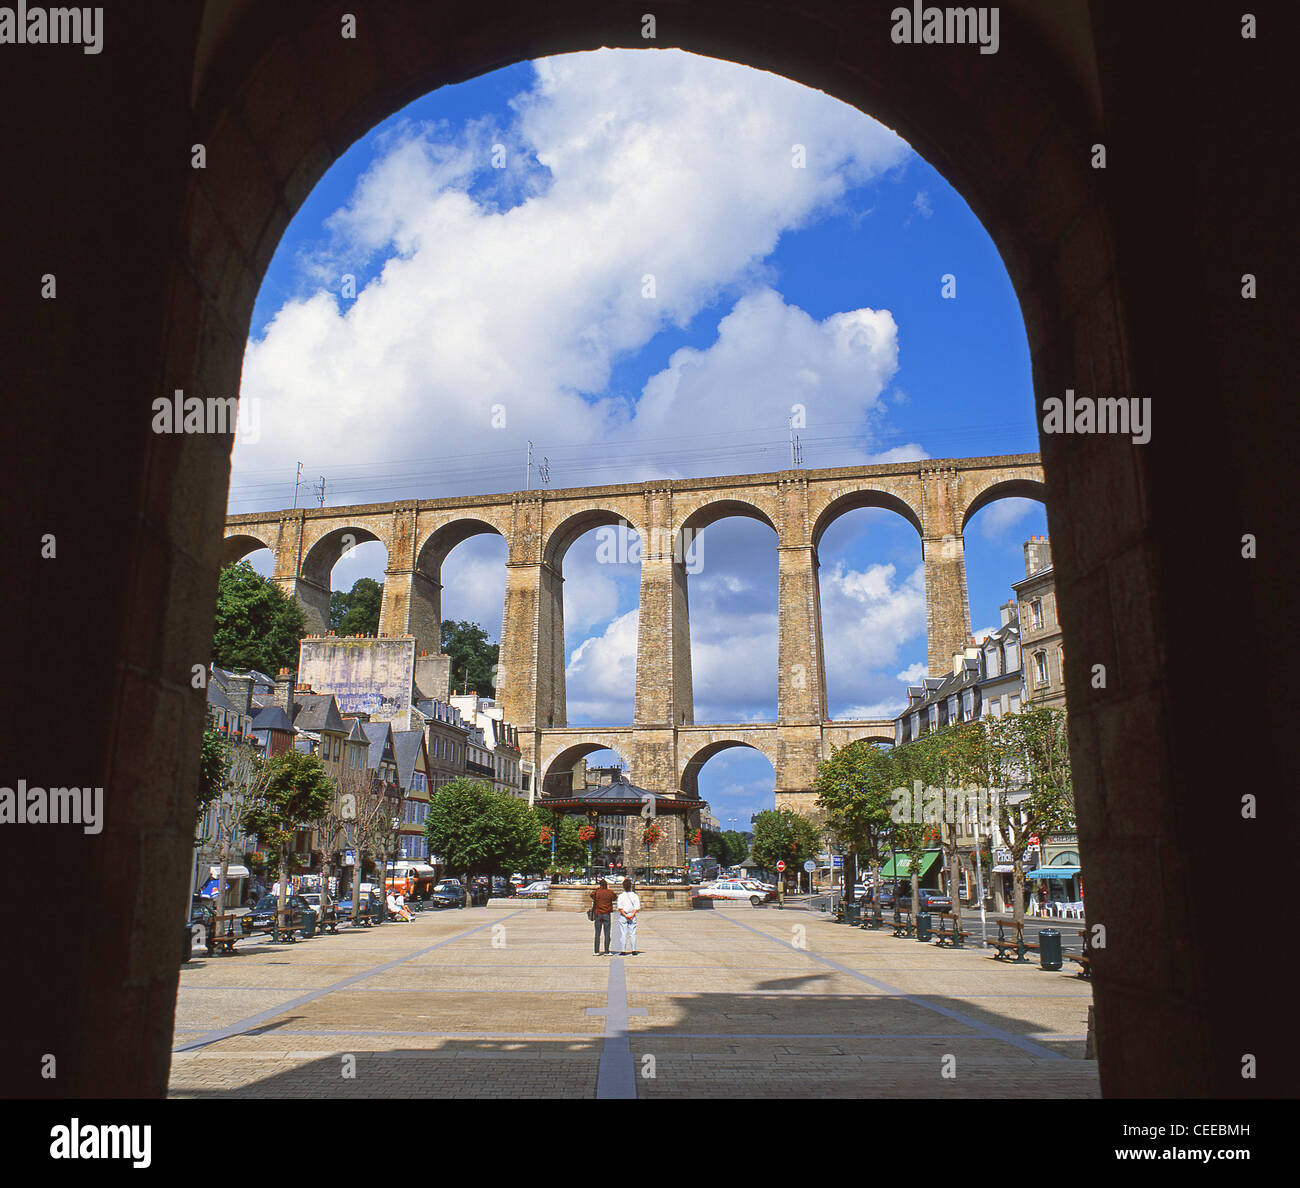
[169,906,1100,1098]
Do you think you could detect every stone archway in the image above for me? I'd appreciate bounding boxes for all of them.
[4,2,1286,1099]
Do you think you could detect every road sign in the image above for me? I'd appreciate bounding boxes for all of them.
[803,859,815,872]
[832,856,843,868]
[776,860,786,872]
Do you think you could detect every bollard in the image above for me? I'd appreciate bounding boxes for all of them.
[917,911,932,942]
[1039,927,1063,970]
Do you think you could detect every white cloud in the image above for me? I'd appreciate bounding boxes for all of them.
[232,48,912,507]
[973,496,1038,539]
[565,609,639,724]
[896,661,927,684]
[912,190,933,218]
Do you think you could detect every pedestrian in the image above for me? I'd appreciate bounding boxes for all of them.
[589,878,616,956]
[616,877,641,956]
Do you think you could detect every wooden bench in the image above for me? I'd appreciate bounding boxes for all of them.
[889,911,914,938]
[1067,929,1093,978]
[932,911,972,948]
[203,914,246,955]
[988,917,1038,962]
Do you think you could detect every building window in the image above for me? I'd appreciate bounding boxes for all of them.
[985,648,999,677]
[963,690,973,718]
[1010,694,1020,712]
[1034,651,1049,686]
[1031,600,1044,630]
[1005,642,1018,670]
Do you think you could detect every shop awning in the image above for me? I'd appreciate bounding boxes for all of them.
[881,851,941,880]
[1025,866,1081,879]
[991,864,1015,873]
[209,865,250,879]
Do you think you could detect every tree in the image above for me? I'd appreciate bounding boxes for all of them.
[212,560,306,674]
[213,742,272,919]
[441,620,499,695]
[329,577,384,636]
[750,808,822,880]
[719,831,749,868]
[902,729,966,934]
[240,749,334,933]
[814,739,896,906]
[886,742,932,921]
[197,726,229,826]
[424,779,535,890]
[990,707,1074,925]
[336,761,403,923]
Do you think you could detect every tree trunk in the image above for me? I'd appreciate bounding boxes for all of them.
[277,841,289,938]
[845,849,857,905]
[1012,858,1025,927]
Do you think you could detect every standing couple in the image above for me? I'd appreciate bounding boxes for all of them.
[589,877,640,955]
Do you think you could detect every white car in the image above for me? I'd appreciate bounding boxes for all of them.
[696,879,768,906]
[519,881,551,897]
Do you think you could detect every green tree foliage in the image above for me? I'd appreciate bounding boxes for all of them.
[424,778,538,882]
[329,577,384,636]
[813,739,897,902]
[719,830,749,867]
[441,620,500,696]
[197,726,229,826]
[750,808,822,875]
[240,749,335,919]
[212,560,307,674]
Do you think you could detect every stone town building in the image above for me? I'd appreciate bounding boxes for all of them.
[450,694,530,799]
[1013,537,1067,710]
[391,730,432,861]
[414,697,471,792]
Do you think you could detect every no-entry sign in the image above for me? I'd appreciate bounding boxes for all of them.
[776,861,786,872]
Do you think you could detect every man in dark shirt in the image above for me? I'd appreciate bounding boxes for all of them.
[590,878,617,955]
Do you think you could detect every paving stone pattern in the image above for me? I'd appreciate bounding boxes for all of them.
[168,908,1099,1098]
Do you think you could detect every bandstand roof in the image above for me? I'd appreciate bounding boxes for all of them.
[540,774,705,815]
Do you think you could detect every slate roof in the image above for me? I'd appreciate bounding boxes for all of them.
[542,774,704,811]
[344,717,368,743]
[361,721,394,772]
[250,705,292,732]
[390,730,426,791]
[206,682,239,715]
[292,694,346,735]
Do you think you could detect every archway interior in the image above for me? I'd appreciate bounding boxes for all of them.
[816,505,925,721]
[552,520,642,726]
[684,515,778,724]
[543,742,632,798]
[681,742,776,838]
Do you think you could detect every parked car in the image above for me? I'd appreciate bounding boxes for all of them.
[467,879,490,906]
[337,888,384,924]
[429,881,467,909]
[740,880,778,901]
[519,881,551,898]
[183,895,215,961]
[299,891,338,931]
[897,887,952,913]
[247,893,318,937]
[697,879,768,907]
[862,882,905,909]
[490,876,516,898]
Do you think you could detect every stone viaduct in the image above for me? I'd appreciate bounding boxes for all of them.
[225,454,1044,809]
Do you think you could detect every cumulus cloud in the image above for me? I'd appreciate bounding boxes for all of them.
[231,48,911,506]
[972,496,1038,539]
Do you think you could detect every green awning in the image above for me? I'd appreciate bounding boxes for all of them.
[880,850,941,880]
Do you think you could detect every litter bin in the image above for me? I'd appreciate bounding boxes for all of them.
[301,911,317,939]
[845,902,862,926]
[1039,928,1062,970]
[917,911,932,942]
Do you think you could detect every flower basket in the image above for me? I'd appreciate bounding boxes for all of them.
[539,827,552,844]
[577,825,597,843]
[642,823,662,846]
[690,829,702,845]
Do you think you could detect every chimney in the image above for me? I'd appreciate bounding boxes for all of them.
[275,668,295,715]
[953,652,964,675]
[1000,599,1017,626]
[1024,535,1053,577]
[227,674,253,716]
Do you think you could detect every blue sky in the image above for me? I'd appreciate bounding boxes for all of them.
[230,49,1048,826]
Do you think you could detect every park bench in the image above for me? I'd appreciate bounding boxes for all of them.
[889,911,914,938]
[988,917,1039,963]
[203,915,246,956]
[1067,929,1093,978]
[933,911,972,948]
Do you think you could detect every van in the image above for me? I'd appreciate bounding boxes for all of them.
[385,861,438,900]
